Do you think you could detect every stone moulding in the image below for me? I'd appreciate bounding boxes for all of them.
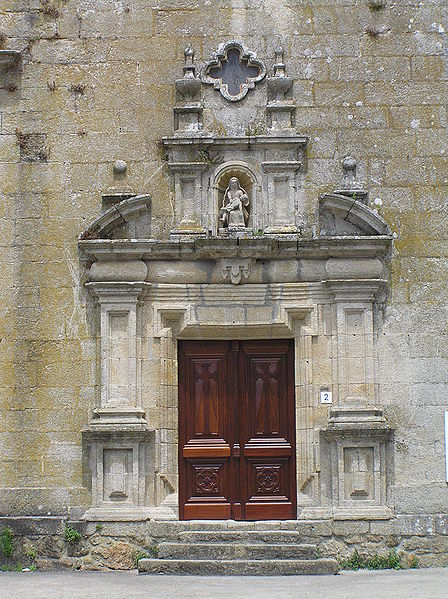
[0,50,21,67]
[78,212,393,522]
[201,41,266,102]
[220,257,253,285]
[79,195,151,240]
[81,429,155,522]
[162,134,308,150]
[162,134,308,236]
[313,406,395,521]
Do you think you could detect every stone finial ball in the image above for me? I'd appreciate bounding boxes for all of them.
[113,160,127,175]
[342,156,357,171]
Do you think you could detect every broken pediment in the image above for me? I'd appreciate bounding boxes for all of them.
[319,193,392,237]
[79,195,151,241]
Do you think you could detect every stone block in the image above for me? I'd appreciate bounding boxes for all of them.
[435,515,448,535]
[395,516,435,536]
[333,521,370,537]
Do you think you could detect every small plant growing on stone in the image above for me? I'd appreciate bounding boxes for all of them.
[40,0,60,19]
[24,545,37,560]
[15,129,28,149]
[64,525,81,544]
[365,26,382,38]
[245,122,266,137]
[132,544,158,566]
[0,527,13,558]
[409,555,419,569]
[368,0,385,10]
[69,83,86,95]
[132,550,150,567]
[340,548,403,571]
[95,523,103,533]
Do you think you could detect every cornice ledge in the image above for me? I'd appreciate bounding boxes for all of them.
[323,278,388,301]
[162,134,309,149]
[78,236,392,262]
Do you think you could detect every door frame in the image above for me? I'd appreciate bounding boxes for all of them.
[178,338,297,520]
[151,302,317,517]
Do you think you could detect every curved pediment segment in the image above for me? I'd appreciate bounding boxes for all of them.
[319,193,392,237]
[79,195,151,240]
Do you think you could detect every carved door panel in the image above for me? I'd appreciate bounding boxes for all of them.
[179,341,233,519]
[238,340,296,520]
[179,340,296,520]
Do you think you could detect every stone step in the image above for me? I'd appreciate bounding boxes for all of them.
[158,542,318,560]
[178,530,304,544]
[138,558,339,576]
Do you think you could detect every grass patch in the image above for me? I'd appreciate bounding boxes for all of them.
[340,548,403,571]
[0,527,14,558]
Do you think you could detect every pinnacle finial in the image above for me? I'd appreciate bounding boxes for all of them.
[273,46,287,77]
[182,46,196,79]
[184,46,194,64]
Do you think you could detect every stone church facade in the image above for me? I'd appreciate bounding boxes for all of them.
[0,0,447,571]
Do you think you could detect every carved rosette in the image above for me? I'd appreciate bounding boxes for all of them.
[256,466,281,494]
[194,467,220,495]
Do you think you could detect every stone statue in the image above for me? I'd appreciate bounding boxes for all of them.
[219,176,250,229]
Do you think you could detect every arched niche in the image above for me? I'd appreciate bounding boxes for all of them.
[213,161,259,235]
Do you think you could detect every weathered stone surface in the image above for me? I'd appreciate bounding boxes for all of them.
[36,536,64,559]
[138,558,339,576]
[91,541,135,570]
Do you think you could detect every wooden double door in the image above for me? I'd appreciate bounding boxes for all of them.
[179,339,297,520]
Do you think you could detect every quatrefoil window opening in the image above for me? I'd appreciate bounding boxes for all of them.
[202,42,266,102]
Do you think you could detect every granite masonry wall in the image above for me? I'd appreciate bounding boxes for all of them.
[0,0,447,569]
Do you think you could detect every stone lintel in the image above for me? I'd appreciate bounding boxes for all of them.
[266,102,295,113]
[90,406,148,429]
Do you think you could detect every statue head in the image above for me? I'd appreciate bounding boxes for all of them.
[228,177,240,190]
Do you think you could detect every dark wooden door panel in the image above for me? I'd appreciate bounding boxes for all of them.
[183,461,231,520]
[179,339,296,520]
[239,340,296,520]
[179,341,233,520]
